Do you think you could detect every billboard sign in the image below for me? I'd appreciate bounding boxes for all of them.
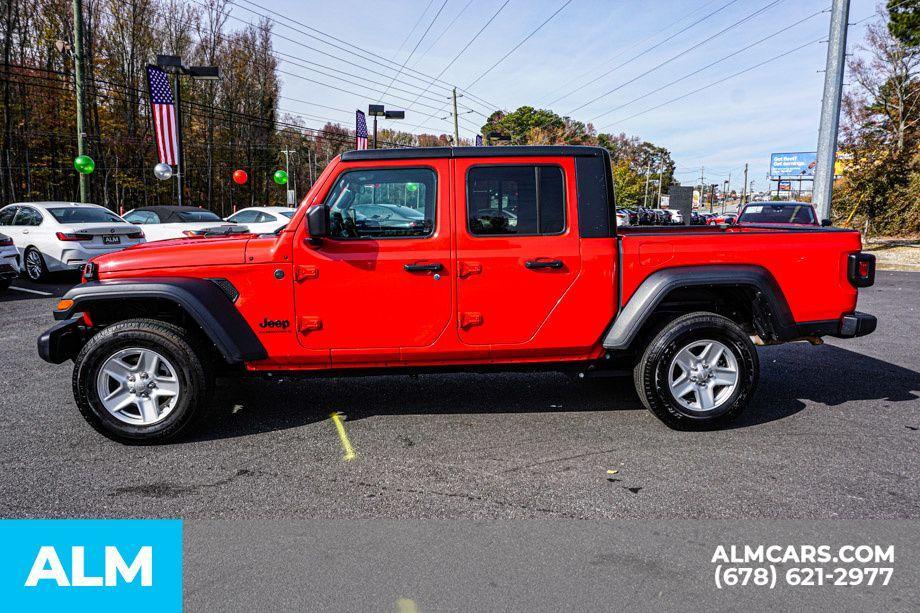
[769,152,817,178]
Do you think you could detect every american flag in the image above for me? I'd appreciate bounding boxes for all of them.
[146,65,179,165]
[475,134,483,146]
[355,110,368,150]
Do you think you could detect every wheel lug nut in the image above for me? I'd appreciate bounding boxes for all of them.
[141,373,148,379]
[128,375,135,382]
[147,382,155,389]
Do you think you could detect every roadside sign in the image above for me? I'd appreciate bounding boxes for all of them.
[769,152,817,178]
[286,189,296,205]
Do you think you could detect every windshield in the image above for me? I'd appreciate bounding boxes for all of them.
[177,210,222,222]
[739,204,816,224]
[49,207,123,224]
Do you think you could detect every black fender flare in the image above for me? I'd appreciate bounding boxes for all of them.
[602,265,797,351]
[51,277,267,364]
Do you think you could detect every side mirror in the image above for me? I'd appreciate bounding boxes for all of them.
[306,204,327,239]
[821,219,832,227]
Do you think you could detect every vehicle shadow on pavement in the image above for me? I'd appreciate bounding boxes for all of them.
[192,343,920,441]
[731,343,920,429]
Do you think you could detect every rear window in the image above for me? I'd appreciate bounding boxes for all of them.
[739,204,816,224]
[177,210,222,222]
[280,211,295,219]
[49,207,123,224]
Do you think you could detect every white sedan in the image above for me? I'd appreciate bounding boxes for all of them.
[225,206,296,234]
[0,232,20,290]
[0,202,145,281]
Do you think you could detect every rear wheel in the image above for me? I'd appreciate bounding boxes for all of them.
[24,247,48,282]
[634,312,759,429]
[73,319,213,444]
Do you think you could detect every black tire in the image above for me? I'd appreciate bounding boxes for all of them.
[633,312,759,429]
[72,319,214,444]
[23,246,48,282]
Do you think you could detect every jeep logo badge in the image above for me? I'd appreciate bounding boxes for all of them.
[259,318,290,331]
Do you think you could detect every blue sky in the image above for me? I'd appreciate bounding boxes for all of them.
[242,0,879,188]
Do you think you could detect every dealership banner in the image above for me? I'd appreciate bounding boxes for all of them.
[770,152,818,178]
[1,520,917,610]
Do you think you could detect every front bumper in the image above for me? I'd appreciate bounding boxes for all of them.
[796,311,877,339]
[37,318,84,364]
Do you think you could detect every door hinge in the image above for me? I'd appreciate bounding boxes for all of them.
[298,316,323,332]
[460,312,483,329]
[458,261,482,278]
[295,265,319,282]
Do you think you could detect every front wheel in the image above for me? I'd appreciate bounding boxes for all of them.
[72,319,214,444]
[634,312,759,429]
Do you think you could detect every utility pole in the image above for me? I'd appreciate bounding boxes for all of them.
[741,162,749,204]
[725,171,731,212]
[699,166,705,210]
[281,143,297,205]
[643,163,652,208]
[72,0,87,202]
[814,0,850,223]
[452,88,460,146]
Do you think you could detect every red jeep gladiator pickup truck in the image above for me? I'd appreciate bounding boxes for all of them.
[38,146,877,443]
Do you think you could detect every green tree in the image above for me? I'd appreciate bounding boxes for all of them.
[888,0,920,46]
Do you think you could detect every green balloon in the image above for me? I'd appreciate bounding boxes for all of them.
[74,155,95,175]
[273,170,288,185]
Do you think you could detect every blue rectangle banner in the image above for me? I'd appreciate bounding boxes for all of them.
[0,519,182,612]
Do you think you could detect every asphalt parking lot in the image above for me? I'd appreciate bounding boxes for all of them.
[0,271,918,520]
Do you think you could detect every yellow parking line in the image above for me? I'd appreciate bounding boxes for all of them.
[330,412,357,461]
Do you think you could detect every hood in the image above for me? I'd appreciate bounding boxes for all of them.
[94,234,251,275]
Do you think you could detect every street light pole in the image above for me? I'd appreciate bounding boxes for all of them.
[452,88,460,146]
[156,55,219,207]
[814,0,850,222]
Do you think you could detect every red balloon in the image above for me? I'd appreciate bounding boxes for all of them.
[232,169,248,185]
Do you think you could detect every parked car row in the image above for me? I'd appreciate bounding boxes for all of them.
[615,207,686,226]
[0,201,295,284]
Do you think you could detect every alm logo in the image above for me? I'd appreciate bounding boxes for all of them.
[25,545,153,587]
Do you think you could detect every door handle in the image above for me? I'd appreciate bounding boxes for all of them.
[524,259,563,270]
[404,263,443,273]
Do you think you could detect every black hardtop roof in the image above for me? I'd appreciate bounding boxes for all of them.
[340,145,608,162]
[131,205,212,213]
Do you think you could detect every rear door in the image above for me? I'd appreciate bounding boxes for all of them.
[454,157,582,346]
[295,159,452,356]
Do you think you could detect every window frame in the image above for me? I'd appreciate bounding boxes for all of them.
[0,206,18,226]
[14,206,43,227]
[323,165,439,241]
[464,163,568,238]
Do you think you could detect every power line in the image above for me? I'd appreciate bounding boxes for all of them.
[402,0,511,117]
[539,0,724,106]
[587,6,828,126]
[378,0,450,101]
[228,0,499,110]
[466,0,574,90]
[569,0,786,116]
[550,0,743,109]
[602,37,825,129]
[416,0,476,59]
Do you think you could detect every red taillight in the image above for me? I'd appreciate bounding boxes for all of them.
[0,237,12,247]
[858,260,870,277]
[56,231,92,241]
[847,252,876,288]
[127,230,144,239]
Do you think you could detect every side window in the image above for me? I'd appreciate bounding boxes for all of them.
[0,207,17,225]
[14,207,43,226]
[467,165,565,236]
[230,210,259,223]
[124,211,158,224]
[325,167,436,239]
[255,213,275,223]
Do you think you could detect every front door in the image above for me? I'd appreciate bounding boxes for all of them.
[454,158,582,347]
[294,161,452,357]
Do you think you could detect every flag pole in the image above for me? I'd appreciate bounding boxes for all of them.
[173,72,184,206]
